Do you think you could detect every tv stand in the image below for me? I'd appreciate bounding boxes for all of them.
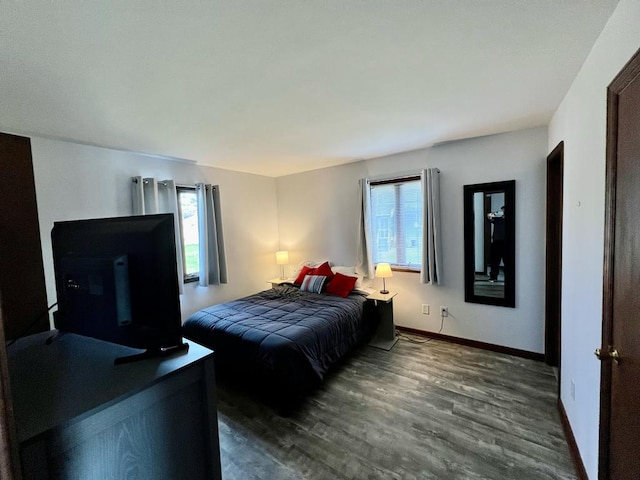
[114,342,189,365]
[9,331,221,479]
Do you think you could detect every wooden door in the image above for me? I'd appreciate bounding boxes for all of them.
[0,133,48,340]
[600,48,640,479]
[0,131,45,479]
[545,142,563,368]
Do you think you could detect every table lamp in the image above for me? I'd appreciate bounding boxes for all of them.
[275,250,289,279]
[375,263,392,294]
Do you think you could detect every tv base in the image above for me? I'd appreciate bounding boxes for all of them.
[114,342,189,365]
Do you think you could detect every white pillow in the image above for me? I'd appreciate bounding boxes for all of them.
[331,265,357,275]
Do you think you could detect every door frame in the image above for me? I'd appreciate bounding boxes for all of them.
[545,141,564,369]
[599,47,640,480]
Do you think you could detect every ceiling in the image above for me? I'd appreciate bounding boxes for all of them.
[0,1,618,177]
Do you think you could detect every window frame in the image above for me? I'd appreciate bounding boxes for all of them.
[369,175,422,273]
[176,185,200,283]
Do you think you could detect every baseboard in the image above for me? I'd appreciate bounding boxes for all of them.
[557,398,588,480]
[395,326,545,361]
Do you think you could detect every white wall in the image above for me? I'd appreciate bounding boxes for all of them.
[30,137,280,323]
[548,0,640,477]
[277,126,547,353]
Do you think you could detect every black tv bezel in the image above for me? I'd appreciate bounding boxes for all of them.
[51,214,183,353]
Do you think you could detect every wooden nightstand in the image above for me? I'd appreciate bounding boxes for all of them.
[367,291,398,351]
[267,277,293,288]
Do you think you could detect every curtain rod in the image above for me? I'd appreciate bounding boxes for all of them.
[131,178,202,189]
[367,168,439,184]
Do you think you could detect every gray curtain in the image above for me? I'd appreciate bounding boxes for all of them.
[357,178,375,279]
[420,168,442,284]
[131,177,184,293]
[196,183,227,286]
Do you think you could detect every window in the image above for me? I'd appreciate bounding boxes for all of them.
[177,186,199,282]
[370,176,422,271]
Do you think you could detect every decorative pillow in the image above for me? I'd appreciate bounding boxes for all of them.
[293,265,313,285]
[331,265,362,288]
[311,261,334,281]
[326,273,358,298]
[290,260,328,282]
[300,275,327,294]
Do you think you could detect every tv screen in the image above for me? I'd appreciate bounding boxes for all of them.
[51,214,184,361]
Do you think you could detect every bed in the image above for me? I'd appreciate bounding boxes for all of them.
[182,283,374,400]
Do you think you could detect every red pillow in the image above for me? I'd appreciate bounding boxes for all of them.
[311,261,334,281]
[326,273,358,298]
[294,265,313,285]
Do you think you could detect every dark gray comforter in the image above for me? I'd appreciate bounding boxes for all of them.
[182,285,370,393]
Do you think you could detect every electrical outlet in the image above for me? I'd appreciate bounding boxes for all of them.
[422,304,430,315]
[440,306,449,317]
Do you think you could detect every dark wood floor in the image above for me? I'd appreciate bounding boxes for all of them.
[216,336,576,480]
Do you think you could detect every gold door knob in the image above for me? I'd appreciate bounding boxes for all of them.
[594,347,620,364]
[610,349,620,364]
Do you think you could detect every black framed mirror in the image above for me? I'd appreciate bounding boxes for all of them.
[463,180,515,307]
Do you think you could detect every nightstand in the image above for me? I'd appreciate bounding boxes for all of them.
[367,291,398,350]
[267,277,292,288]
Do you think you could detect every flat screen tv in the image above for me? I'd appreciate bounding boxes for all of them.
[51,214,186,364]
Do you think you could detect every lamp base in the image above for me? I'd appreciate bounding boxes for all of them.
[380,277,389,295]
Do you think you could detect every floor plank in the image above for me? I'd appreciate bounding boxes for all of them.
[217,337,576,480]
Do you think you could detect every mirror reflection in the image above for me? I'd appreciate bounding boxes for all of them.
[473,192,505,298]
[464,181,515,307]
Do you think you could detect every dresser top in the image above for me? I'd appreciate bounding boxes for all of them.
[8,330,213,442]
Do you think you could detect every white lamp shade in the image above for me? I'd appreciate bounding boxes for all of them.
[275,251,289,265]
[375,263,393,278]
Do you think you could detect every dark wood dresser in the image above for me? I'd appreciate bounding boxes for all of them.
[8,331,221,479]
